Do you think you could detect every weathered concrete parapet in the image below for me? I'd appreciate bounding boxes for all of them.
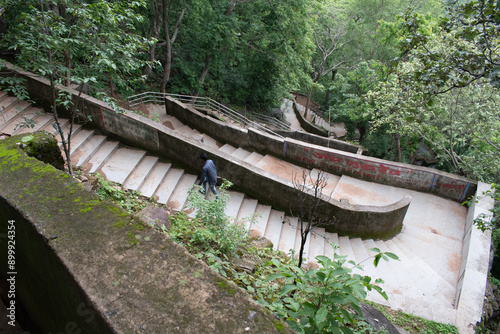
[455,182,494,333]
[0,135,291,334]
[290,99,328,137]
[283,139,477,203]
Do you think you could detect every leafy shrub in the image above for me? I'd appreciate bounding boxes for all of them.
[170,179,248,256]
[257,245,395,334]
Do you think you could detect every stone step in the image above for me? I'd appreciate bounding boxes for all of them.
[307,227,326,266]
[72,135,107,167]
[310,168,340,199]
[0,91,8,101]
[231,147,252,161]
[98,147,146,184]
[66,129,94,155]
[235,198,259,230]
[154,168,184,204]
[168,173,197,212]
[351,238,372,265]
[39,117,69,135]
[82,140,120,173]
[338,236,356,263]
[224,191,245,220]
[323,232,339,260]
[219,143,237,155]
[277,216,298,257]
[0,96,20,112]
[383,240,457,324]
[12,113,53,135]
[161,115,185,130]
[55,122,82,144]
[369,240,418,309]
[397,226,461,286]
[387,238,455,307]
[256,154,307,183]
[200,134,219,148]
[123,156,159,191]
[294,225,311,263]
[138,162,171,198]
[0,107,39,134]
[250,204,272,238]
[243,152,265,165]
[264,210,285,250]
[178,125,194,134]
[350,238,386,305]
[0,100,34,127]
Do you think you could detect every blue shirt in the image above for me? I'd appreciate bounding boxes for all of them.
[200,159,217,185]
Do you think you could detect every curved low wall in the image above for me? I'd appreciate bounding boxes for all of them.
[275,130,361,154]
[1,62,407,239]
[165,97,476,203]
[291,100,328,137]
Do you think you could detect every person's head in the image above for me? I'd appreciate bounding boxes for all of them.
[200,152,208,162]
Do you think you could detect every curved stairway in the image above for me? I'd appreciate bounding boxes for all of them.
[0,91,466,327]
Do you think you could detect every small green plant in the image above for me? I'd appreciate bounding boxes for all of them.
[463,183,499,232]
[93,173,156,213]
[151,112,160,122]
[0,75,32,102]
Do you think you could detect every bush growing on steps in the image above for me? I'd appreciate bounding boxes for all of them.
[169,179,249,256]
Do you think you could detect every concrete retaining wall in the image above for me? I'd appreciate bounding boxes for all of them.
[275,130,361,154]
[455,182,493,333]
[0,135,291,334]
[291,100,328,137]
[1,62,407,239]
[165,94,476,203]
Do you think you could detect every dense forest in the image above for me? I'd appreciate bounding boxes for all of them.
[0,0,498,183]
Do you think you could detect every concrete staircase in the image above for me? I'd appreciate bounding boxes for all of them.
[291,100,348,138]
[0,91,465,326]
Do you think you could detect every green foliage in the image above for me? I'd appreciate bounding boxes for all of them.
[169,179,248,256]
[257,245,398,334]
[464,183,499,232]
[3,0,152,98]
[0,75,31,102]
[371,302,458,334]
[93,172,156,214]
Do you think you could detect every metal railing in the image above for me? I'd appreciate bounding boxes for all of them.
[127,92,290,138]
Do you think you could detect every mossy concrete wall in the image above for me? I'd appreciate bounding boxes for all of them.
[0,134,291,334]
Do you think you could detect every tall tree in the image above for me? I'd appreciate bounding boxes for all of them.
[4,0,151,174]
[367,10,500,181]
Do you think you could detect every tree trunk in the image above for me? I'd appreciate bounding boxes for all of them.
[143,1,162,77]
[298,237,306,268]
[323,69,337,108]
[394,132,402,162]
[109,74,114,98]
[225,0,238,15]
[194,55,213,96]
[160,0,185,93]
